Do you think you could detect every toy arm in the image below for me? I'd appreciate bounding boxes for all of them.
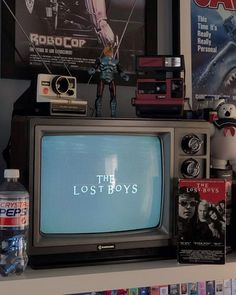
[88,58,101,75]
[117,64,129,82]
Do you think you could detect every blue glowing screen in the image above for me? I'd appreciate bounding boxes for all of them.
[40,134,162,234]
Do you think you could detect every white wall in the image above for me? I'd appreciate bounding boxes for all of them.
[0,0,173,181]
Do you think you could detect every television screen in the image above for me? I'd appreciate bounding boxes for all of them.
[40,134,163,234]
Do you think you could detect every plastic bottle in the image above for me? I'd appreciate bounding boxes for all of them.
[0,169,29,276]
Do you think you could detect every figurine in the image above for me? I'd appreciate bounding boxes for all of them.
[88,45,129,117]
[210,102,236,172]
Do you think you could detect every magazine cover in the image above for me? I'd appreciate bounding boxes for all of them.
[188,283,198,295]
[180,283,188,295]
[206,281,215,295]
[129,289,139,295]
[150,286,160,295]
[231,278,236,295]
[180,0,236,109]
[177,179,226,264]
[198,282,206,295]
[138,288,150,295]
[169,284,180,295]
[159,286,169,295]
[215,280,224,295]
[223,279,232,295]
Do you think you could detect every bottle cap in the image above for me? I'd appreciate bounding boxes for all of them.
[4,169,20,179]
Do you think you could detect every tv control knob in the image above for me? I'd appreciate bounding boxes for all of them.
[181,158,200,178]
[181,134,203,154]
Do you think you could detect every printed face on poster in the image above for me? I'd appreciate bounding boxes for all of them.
[180,0,236,109]
[1,0,157,85]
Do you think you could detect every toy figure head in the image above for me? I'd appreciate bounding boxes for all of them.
[103,45,114,57]
[217,103,236,118]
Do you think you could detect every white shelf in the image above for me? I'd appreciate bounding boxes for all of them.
[1,254,236,295]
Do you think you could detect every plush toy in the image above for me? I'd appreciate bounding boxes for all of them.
[210,102,236,172]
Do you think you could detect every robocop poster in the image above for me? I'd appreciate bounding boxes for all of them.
[180,0,236,109]
[1,0,149,85]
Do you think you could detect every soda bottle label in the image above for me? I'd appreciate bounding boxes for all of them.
[0,198,29,228]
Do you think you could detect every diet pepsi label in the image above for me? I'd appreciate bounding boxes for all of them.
[0,198,29,228]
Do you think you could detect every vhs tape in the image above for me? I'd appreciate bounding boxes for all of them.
[177,178,227,264]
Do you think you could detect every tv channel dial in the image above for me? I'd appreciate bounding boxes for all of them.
[181,158,200,178]
[181,134,203,154]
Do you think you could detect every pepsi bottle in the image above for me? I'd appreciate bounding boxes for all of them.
[0,169,29,276]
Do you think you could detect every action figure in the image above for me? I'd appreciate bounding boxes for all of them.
[88,45,129,117]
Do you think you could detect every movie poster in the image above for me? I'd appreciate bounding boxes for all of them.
[180,0,236,109]
[177,179,226,264]
[4,0,145,82]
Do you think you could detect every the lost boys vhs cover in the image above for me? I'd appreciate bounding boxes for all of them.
[177,179,227,264]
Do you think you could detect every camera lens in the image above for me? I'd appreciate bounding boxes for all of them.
[52,76,69,95]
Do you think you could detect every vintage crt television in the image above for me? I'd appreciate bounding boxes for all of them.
[9,116,211,268]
